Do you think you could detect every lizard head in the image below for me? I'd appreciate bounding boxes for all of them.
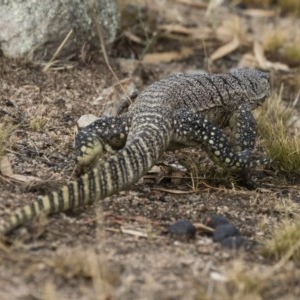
[230,68,271,109]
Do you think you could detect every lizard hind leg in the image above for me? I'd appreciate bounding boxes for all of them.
[171,109,264,188]
[172,108,253,171]
[75,113,132,172]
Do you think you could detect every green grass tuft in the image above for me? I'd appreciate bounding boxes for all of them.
[261,218,300,264]
[29,116,49,131]
[256,89,300,174]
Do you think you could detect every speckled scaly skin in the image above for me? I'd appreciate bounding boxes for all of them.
[0,69,271,234]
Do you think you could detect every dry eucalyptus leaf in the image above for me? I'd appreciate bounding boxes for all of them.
[159,24,213,41]
[209,36,240,62]
[142,47,194,64]
[0,156,41,182]
[10,174,42,183]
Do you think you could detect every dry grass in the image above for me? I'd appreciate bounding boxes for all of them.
[256,89,300,174]
[283,42,300,65]
[224,259,267,299]
[262,28,300,66]
[0,122,14,158]
[262,29,286,54]
[251,192,300,217]
[261,218,300,264]
[29,115,49,131]
[278,0,300,14]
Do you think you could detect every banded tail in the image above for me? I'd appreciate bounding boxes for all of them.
[0,136,163,235]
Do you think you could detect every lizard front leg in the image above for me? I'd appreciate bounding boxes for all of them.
[75,113,132,171]
[229,103,270,167]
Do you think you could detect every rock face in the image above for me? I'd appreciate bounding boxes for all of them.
[0,0,119,60]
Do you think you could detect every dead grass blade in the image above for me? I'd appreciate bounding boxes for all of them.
[194,223,214,233]
[42,29,73,72]
[150,187,193,194]
[175,0,207,9]
[88,0,132,104]
[123,30,145,45]
[120,227,149,238]
[159,24,213,41]
[88,251,112,300]
[142,47,194,64]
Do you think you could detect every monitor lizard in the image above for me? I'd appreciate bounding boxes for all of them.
[0,68,271,235]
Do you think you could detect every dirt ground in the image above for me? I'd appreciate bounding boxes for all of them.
[1,1,300,299]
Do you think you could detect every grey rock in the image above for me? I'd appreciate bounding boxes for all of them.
[0,0,119,60]
[213,224,240,243]
[169,220,196,240]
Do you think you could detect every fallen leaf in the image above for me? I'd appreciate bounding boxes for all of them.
[0,156,41,183]
[209,36,240,62]
[142,47,194,64]
[0,156,13,177]
[253,41,268,69]
[123,30,145,45]
[159,24,213,41]
[242,9,277,18]
[9,174,42,183]
[194,223,214,232]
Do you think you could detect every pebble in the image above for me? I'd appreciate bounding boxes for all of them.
[168,219,196,240]
[213,224,240,243]
[203,214,230,229]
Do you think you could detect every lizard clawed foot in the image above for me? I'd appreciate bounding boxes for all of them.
[75,131,114,173]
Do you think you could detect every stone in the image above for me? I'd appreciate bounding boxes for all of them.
[0,0,119,60]
[213,224,240,243]
[169,219,196,240]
